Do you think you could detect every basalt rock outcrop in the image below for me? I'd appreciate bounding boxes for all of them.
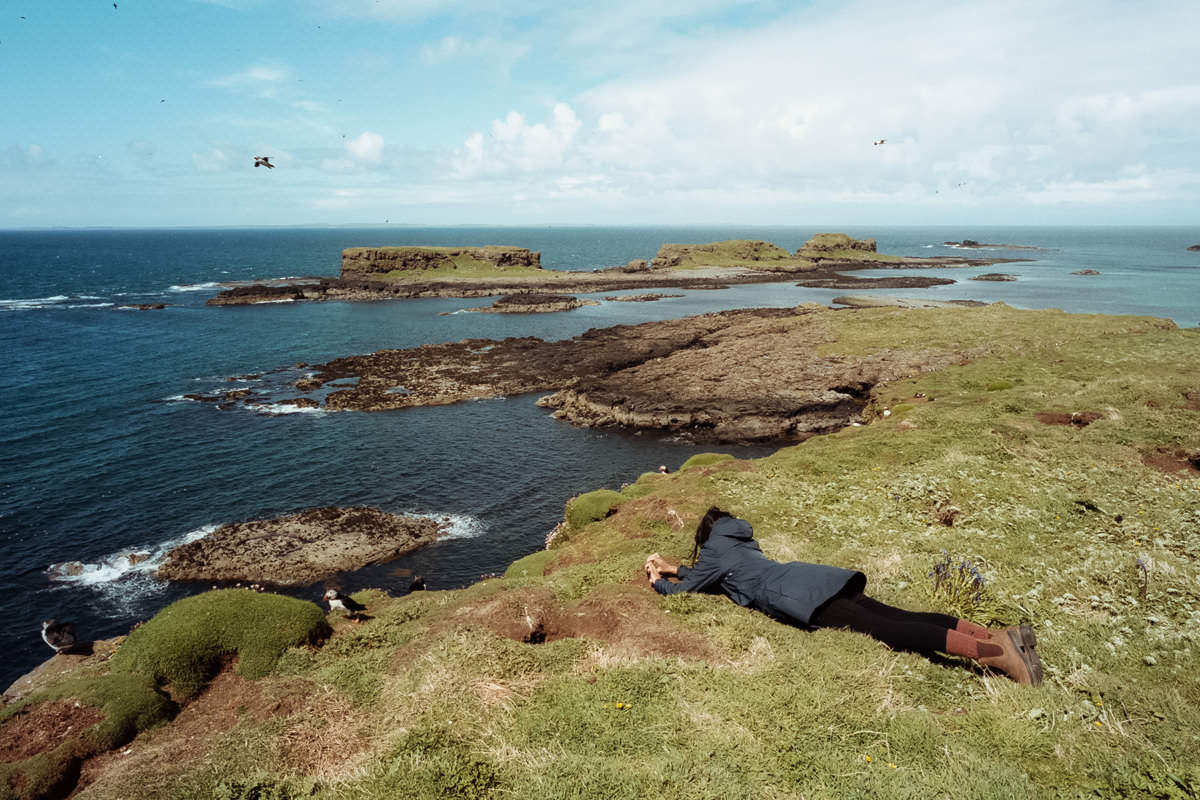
[1187,244,1200,252]
[158,506,444,585]
[798,232,878,256]
[293,305,978,443]
[970,273,1018,281]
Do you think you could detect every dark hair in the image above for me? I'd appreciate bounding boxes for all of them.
[690,506,733,565]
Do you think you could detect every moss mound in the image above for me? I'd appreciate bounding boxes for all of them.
[565,489,625,530]
[679,452,735,471]
[110,589,330,701]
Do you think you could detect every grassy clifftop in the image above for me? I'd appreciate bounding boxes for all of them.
[6,306,1199,799]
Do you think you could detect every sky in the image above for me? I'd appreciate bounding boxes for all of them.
[1,0,1198,228]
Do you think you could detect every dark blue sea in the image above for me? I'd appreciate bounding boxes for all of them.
[2,225,1197,688]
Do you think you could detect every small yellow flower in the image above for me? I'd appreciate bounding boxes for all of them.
[1094,721,1103,727]
[888,762,897,769]
[864,755,872,763]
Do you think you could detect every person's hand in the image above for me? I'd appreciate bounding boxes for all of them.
[646,564,662,584]
[646,553,676,577]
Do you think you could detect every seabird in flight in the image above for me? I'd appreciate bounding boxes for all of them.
[324,589,366,620]
[254,156,275,169]
[41,620,77,654]
[873,139,886,146]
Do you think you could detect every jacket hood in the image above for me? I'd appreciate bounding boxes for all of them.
[707,516,755,547]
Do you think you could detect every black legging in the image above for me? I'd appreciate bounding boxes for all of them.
[809,591,958,654]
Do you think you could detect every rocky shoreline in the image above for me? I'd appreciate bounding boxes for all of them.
[203,304,993,443]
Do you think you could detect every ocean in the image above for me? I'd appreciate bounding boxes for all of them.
[2,225,1197,688]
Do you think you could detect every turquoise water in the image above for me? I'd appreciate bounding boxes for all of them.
[1,225,1197,686]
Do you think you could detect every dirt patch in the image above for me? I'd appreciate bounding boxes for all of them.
[460,585,712,661]
[1181,390,1200,412]
[1140,448,1200,476]
[1035,410,1104,427]
[0,700,104,763]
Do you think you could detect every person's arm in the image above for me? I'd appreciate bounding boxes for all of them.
[649,558,724,595]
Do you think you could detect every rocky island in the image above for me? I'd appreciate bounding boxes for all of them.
[206,234,1020,306]
[456,292,601,314]
[943,239,1043,250]
[157,506,445,585]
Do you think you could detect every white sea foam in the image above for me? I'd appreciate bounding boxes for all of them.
[249,402,328,415]
[416,512,487,541]
[47,524,218,586]
[0,295,69,310]
[167,281,223,292]
[252,298,296,304]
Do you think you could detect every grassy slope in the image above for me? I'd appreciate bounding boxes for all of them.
[67,307,1200,799]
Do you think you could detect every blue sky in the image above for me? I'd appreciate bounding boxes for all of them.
[2,0,1197,227]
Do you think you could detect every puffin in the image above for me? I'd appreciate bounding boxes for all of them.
[41,620,77,654]
[323,589,366,620]
[253,156,275,169]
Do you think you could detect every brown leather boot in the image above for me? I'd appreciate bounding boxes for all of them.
[978,628,1042,686]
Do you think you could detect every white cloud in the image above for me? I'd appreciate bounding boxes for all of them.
[453,103,581,177]
[192,147,233,172]
[346,131,384,164]
[292,100,329,113]
[207,60,289,97]
[419,35,529,67]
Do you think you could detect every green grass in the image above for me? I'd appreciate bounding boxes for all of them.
[110,589,331,701]
[22,306,1200,800]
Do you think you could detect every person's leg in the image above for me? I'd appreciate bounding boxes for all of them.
[811,593,1040,685]
[850,593,992,639]
[811,595,997,657]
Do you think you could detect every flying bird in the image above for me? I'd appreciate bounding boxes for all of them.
[873,139,886,146]
[253,156,275,169]
[324,589,366,620]
[41,620,77,654]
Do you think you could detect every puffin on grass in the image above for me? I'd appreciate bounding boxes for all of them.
[324,589,366,621]
[41,620,77,654]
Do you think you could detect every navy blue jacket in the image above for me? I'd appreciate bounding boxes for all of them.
[652,516,865,626]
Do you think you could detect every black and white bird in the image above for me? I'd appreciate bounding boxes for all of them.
[253,156,275,169]
[41,620,77,654]
[873,138,886,146]
[324,589,366,620]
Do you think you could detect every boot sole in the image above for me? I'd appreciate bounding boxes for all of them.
[1008,627,1043,687]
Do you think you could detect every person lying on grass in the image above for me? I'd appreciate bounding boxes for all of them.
[646,506,1043,686]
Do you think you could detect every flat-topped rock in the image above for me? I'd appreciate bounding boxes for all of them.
[341,246,542,279]
[832,295,987,309]
[1187,244,1200,252]
[158,506,444,585]
[459,293,601,314]
[970,273,1019,281]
